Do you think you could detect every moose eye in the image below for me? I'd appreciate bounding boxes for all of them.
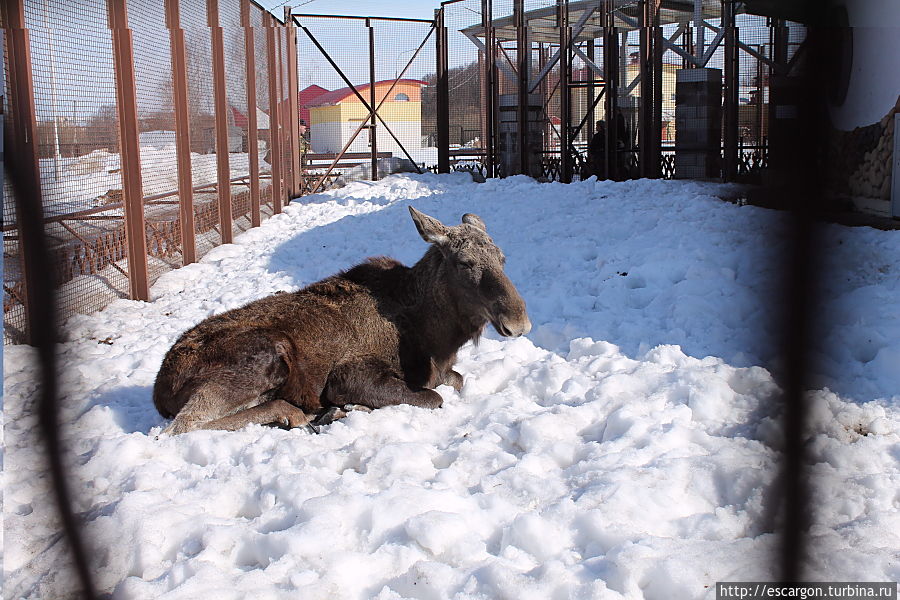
[457,259,476,270]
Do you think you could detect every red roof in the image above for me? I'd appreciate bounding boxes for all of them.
[231,106,248,129]
[305,79,428,108]
[299,85,329,124]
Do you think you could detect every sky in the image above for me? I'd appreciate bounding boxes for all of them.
[256,0,444,21]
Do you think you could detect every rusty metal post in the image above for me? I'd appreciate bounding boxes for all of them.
[242,0,261,225]
[165,0,196,264]
[515,0,529,177]
[436,7,450,173]
[558,0,572,183]
[208,0,233,243]
[285,7,301,198]
[275,24,292,198]
[481,0,496,177]
[265,16,284,213]
[652,0,663,177]
[5,0,44,343]
[722,0,739,180]
[108,0,150,301]
[603,0,619,180]
[368,19,378,181]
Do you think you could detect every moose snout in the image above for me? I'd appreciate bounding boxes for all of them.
[505,316,532,337]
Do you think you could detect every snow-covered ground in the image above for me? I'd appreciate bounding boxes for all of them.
[4,174,899,599]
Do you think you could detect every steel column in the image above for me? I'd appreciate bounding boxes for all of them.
[515,0,529,176]
[368,20,378,181]
[482,0,496,177]
[266,16,284,213]
[165,0,196,264]
[108,0,150,301]
[285,8,301,199]
[209,0,233,243]
[603,0,619,180]
[242,1,261,224]
[436,8,450,173]
[558,0,572,183]
[722,0,739,180]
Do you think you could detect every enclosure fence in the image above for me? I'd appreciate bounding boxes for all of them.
[3,0,301,345]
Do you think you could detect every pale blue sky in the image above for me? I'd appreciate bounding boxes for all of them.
[257,0,444,22]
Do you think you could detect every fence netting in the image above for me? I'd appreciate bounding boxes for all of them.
[4,0,291,344]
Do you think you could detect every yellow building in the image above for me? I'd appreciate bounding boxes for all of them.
[307,79,426,155]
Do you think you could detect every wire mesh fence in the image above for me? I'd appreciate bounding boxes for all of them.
[3,0,295,345]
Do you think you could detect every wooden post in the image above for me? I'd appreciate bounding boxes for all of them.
[242,0,261,225]
[284,7,301,198]
[266,16,284,213]
[209,0,233,243]
[165,0,196,264]
[108,0,150,301]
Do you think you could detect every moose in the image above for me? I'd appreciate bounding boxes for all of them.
[153,206,531,435]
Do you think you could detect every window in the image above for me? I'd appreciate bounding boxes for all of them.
[394,93,410,102]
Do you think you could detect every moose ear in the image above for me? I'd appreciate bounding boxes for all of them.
[409,206,450,245]
[461,213,487,231]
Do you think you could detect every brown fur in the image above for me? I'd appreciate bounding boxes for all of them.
[153,207,531,435]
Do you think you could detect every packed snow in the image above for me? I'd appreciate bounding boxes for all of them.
[4,174,899,599]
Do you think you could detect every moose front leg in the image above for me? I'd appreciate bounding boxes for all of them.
[324,358,443,412]
[441,369,464,392]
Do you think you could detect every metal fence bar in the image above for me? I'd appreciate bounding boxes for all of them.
[165,0,197,265]
[284,8,301,198]
[108,0,149,301]
[435,7,450,173]
[265,15,283,213]
[368,19,378,181]
[243,1,261,227]
[209,0,233,243]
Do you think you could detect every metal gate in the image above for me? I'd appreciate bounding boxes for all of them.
[291,12,438,194]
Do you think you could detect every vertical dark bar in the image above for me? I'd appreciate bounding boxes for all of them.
[242,0,261,223]
[209,0,233,243]
[722,0,739,180]
[4,0,98,584]
[515,0,528,176]
[109,0,150,300]
[266,17,284,213]
[603,0,618,180]
[5,0,41,344]
[558,0,572,183]
[436,7,450,173]
[165,0,197,264]
[638,0,651,177]
[285,7,301,199]
[651,1,663,177]
[482,0,495,177]
[368,19,378,181]
[586,36,596,157]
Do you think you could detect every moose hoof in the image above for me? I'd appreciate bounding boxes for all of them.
[313,406,344,427]
[305,423,321,435]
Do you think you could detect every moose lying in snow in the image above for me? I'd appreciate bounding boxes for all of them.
[153,207,531,435]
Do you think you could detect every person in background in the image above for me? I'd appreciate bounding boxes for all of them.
[588,120,607,180]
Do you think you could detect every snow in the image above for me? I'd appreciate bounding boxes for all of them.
[4,174,900,599]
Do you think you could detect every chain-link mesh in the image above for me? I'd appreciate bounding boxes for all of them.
[4,0,287,344]
[15,0,124,344]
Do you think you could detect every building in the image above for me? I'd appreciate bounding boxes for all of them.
[305,79,426,155]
